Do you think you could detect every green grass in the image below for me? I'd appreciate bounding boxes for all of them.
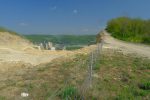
[0,96,6,100]
[138,81,150,90]
[37,49,150,99]
[0,49,149,99]
[59,86,78,99]
[88,49,150,99]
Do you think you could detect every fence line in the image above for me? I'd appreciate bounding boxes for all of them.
[77,41,103,99]
[49,41,103,100]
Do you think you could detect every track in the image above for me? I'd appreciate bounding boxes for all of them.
[103,31,150,59]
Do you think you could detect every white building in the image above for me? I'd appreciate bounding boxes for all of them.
[51,47,55,51]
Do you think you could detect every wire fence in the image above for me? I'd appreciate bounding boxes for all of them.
[48,41,104,100]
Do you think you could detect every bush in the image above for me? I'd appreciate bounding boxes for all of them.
[106,17,150,44]
[142,36,150,44]
[138,82,150,90]
[59,86,78,99]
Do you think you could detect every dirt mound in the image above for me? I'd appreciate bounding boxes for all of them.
[0,32,33,50]
[0,31,74,65]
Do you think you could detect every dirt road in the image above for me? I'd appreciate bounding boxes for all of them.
[103,31,150,59]
[0,47,70,65]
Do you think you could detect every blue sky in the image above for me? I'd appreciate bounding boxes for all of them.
[0,0,150,35]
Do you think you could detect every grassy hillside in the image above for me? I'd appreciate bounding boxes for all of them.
[90,49,150,99]
[106,17,150,44]
[24,35,96,45]
[30,49,150,99]
[0,48,149,99]
[0,26,27,39]
[0,26,32,49]
[0,27,18,35]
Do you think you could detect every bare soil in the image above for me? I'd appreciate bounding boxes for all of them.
[103,31,150,59]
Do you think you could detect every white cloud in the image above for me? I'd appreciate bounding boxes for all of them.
[73,9,78,14]
[19,23,28,26]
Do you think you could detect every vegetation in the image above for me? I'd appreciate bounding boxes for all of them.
[0,96,6,100]
[89,49,150,99]
[59,86,78,99]
[1,48,149,99]
[66,45,83,50]
[24,34,96,45]
[0,27,18,35]
[0,26,27,40]
[106,17,150,44]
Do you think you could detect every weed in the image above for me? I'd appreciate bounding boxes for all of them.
[0,96,6,100]
[59,86,78,99]
[93,59,101,70]
[22,83,34,92]
[138,81,150,90]
[90,49,150,99]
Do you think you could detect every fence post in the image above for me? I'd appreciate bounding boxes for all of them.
[90,51,93,87]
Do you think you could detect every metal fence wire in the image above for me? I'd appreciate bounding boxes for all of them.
[48,41,103,100]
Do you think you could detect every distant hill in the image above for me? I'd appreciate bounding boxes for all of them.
[24,34,96,45]
[0,27,32,50]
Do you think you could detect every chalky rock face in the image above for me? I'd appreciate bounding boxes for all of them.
[0,32,33,50]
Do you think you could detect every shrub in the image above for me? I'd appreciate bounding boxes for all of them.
[138,82,150,90]
[59,86,78,99]
[106,17,150,44]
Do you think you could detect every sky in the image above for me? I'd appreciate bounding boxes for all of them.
[0,0,150,35]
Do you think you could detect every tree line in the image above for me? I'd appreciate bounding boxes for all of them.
[25,34,96,45]
[106,17,150,44]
